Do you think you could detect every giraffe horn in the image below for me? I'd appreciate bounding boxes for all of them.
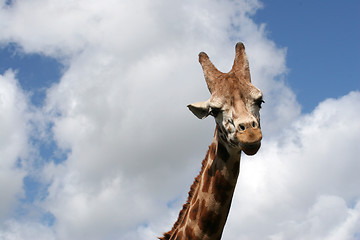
[198,52,223,93]
[231,42,251,82]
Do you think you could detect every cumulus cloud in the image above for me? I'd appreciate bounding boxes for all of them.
[0,0,359,239]
[0,70,28,222]
[224,91,360,240]
[0,220,55,240]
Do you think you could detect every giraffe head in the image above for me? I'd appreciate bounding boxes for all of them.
[188,42,263,155]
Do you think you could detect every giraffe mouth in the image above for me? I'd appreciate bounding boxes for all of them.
[239,141,261,155]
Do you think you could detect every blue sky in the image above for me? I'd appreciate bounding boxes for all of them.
[0,43,63,106]
[0,0,359,239]
[253,0,360,112]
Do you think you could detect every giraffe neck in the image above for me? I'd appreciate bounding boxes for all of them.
[161,127,241,240]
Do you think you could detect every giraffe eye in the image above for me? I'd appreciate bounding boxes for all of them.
[254,98,265,108]
[209,107,221,117]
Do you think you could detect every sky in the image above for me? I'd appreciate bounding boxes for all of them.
[0,0,359,240]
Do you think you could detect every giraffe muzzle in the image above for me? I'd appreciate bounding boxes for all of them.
[236,128,262,155]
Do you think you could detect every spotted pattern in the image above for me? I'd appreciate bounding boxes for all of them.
[160,42,262,240]
[198,199,222,236]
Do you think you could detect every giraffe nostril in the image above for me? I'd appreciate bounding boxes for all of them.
[239,124,246,131]
[252,121,257,128]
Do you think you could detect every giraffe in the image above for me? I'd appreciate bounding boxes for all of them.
[160,42,264,240]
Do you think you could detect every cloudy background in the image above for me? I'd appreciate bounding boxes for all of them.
[0,0,359,239]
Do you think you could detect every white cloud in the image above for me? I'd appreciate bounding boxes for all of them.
[0,0,359,240]
[224,91,360,240]
[0,70,28,222]
[0,220,55,240]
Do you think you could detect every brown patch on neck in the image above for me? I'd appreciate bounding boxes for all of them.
[185,226,196,239]
[212,170,233,204]
[208,141,230,177]
[198,199,222,236]
[232,161,240,179]
[217,142,230,162]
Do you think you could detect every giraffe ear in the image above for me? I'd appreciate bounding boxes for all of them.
[187,101,210,119]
